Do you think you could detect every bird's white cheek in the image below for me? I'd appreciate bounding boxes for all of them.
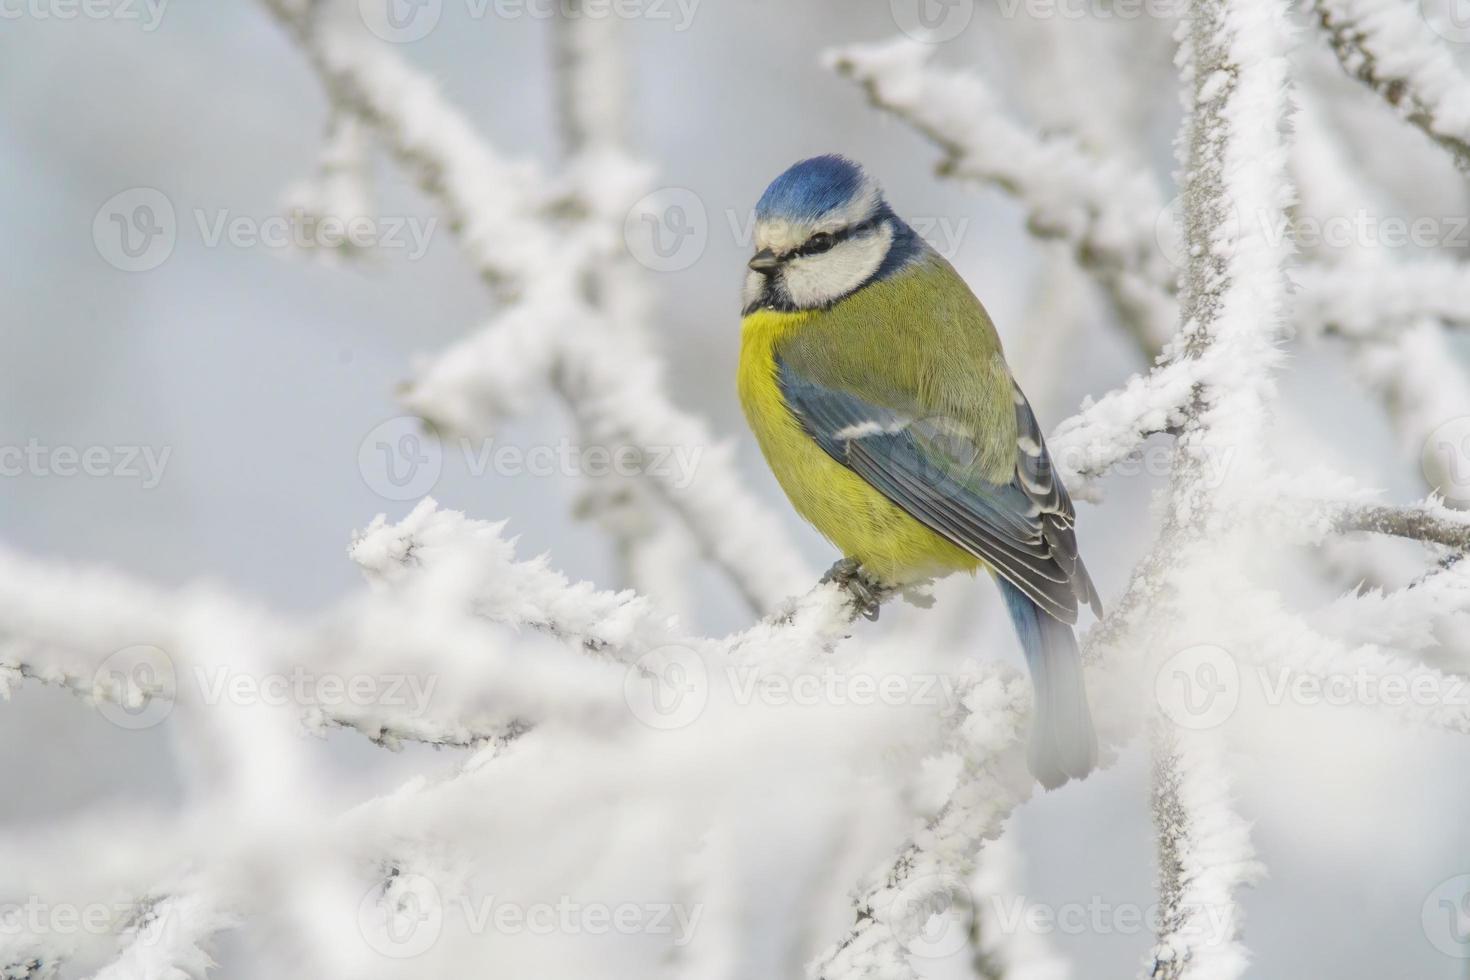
[741,270,768,312]
[781,226,893,309]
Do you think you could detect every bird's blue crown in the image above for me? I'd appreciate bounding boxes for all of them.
[755,154,873,223]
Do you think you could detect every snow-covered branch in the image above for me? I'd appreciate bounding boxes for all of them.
[1311,0,1470,171]
[14,3,1470,978]
[0,503,674,749]
[1334,500,1470,552]
[1131,0,1295,970]
[811,3,1296,968]
[825,38,1177,355]
[259,0,812,615]
[811,671,1034,980]
[1144,725,1261,979]
[1247,588,1470,733]
[1289,92,1470,494]
[1295,257,1470,338]
[1046,360,1199,498]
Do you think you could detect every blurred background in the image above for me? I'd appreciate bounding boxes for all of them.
[3,2,1470,977]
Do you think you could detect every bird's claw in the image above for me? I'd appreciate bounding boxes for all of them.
[822,558,888,621]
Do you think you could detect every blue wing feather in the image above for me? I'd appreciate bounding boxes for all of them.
[776,357,1101,624]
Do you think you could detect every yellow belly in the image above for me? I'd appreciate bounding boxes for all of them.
[737,308,979,585]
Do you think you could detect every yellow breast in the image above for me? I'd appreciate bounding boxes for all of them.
[736,309,978,585]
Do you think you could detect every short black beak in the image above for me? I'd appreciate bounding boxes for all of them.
[747,249,780,274]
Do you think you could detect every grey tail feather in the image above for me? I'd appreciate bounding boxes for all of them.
[996,578,1098,790]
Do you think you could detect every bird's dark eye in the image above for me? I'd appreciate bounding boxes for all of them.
[804,231,836,255]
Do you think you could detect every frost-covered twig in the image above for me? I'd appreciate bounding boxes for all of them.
[1312,561,1470,651]
[826,38,1176,354]
[1046,360,1199,498]
[0,504,666,749]
[1310,0,1470,172]
[1295,257,1470,338]
[0,495,930,768]
[89,889,236,980]
[18,4,1470,979]
[1290,95,1470,491]
[259,0,812,614]
[1144,725,1262,980]
[1132,0,1295,970]
[1241,585,1470,732]
[811,671,1034,980]
[546,2,705,612]
[1334,501,1470,552]
[812,7,1298,964]
[820,34,1312,512]
[552,0,627,157]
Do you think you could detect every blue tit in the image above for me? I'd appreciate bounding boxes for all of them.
[736,155,1101,789]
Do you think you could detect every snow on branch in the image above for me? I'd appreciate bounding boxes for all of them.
[1130,0,1296,969]
[826,30,1465,436]
[1145,725,1262,980]
[819,34,1324,510]
[89,890,236,980]
[262,0,561,291]
[809,5,1300,966]
[1046,359,1200,499]
[1245,588,1470,733]
[552,0,629,156]
[1289,94,1470,489]
[0,492,956,768]
[0,504,660,750]
[259,0,812,614]
[826,37,1177,354]
[809,531,1256,980]
[543,5,705,614]
[811,671,1034,980]
[1333,499,1470,552]
[16,4,1470,979]
[549,329,816,613]
[1311,0,1470,172]
[1312,561,1470,652]
[820,31,1468,510]
[350,499,685,657]
[810,544,1278,980]
[1295,257,1470,338]
[1293,275,1470,479]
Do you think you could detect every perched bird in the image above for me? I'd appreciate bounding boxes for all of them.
[736,155,1102,789]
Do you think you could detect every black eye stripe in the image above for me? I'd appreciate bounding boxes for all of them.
[789,233,836,259]
[789,218,883,259]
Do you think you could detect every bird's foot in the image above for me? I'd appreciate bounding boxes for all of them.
[821,558,890,621]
